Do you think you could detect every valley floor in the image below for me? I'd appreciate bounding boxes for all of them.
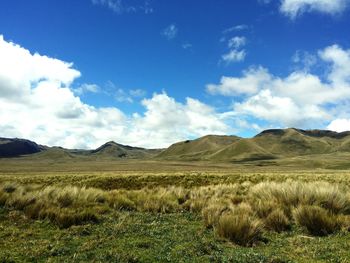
[0,159,350,262]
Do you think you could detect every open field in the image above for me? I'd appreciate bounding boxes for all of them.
[1,160,350,262]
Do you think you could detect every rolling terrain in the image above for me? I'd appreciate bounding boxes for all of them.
[2,128,350,169]
[158,128,350,164]
[0,138,161,160]
[1,129,350,262]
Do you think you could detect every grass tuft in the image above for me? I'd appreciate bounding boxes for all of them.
[264,208,291,232]
[293,205,341,236]
[216,211,263,246]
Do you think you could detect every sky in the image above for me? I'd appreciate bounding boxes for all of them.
[1,0,350,149]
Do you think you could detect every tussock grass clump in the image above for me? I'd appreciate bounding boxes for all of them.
[108,191,136,211]
[2,182,18,193]
[293,205,341,236]
[184,184,240,212]
[252,200,281,219]
[202,202,228,228]
[108,187,181,213]
[0,183,103,228]
[216,211,263,246]
[264,209,291,232]
[134,188,180,213]
[250,181,350,215]
[0,190,9,206]
[0,179,349,240]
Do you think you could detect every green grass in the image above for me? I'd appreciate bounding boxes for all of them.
[1,160,350,262]
[0,208,350,262]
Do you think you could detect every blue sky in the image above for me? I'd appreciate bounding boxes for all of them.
[0,0,350,148]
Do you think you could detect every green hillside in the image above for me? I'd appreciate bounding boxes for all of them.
[156,135,240,160]
[157,128,350,162]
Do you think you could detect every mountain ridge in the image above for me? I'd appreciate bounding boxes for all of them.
[1,128,350,162]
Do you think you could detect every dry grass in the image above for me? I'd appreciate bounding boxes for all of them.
[293,205,341,236]
[1,179,349,244]
[216,211,263,246]
[264,208,291,232]
[0,183,105,228]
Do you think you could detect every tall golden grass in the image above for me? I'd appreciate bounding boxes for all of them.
[1,180,349,245]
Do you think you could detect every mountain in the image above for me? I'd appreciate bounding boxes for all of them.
[157,128,350,162]
[156,135,240,160]
[90,141,160,159]
[0,138,45,157]
[2,128,350,163]
[0,138,160,160]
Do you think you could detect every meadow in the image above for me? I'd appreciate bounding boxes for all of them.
[0,159,350,262]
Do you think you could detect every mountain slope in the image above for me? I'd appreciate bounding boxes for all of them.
[90,141,159,159]
[156,135,240,160]
[2,128,350,162]
[252,128,334,157]
[0,138,44,157]
[157,128,350,162]
[210,139,276,161]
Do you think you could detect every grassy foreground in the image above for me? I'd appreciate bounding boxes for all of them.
[0,162,350,262]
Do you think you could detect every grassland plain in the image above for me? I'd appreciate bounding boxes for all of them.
[0,160,350,262]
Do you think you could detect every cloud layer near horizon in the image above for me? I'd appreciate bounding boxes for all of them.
[207,44,350,131]
[0,35,229,149]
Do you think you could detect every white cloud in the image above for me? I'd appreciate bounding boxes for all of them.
[162,24,178,40]
[91,0,153,14]
[209,44,350,128]
[223,24,249,34]
[265,0,350,18]
[106,81,146,103]
[131,93,230,147]
[0,35,230,149]
[327,119,350,132]
[292,50,317,71]
[222,50,246,63]
[319,44,350,85]
[228,37,246,49]
[182,43,192,50]
[234,89,329,127]
[207,67,271,95]
[92,0,123,13]
[115,88,134,103]
[74,83,100,95]
[129,89,146,97]
[221,36,247,64]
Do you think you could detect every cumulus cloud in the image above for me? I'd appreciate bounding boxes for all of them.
[207,67,271,96]
[162,24,178,40]
[208,44,350,129]
[0,35,230,149]
[131,93,230,147]
[292,50,317,71]
[327,119,350,132]
[261,0,350,18]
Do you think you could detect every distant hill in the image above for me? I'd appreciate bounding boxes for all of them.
[0,138,45,157]
[157,128,350,162]
[0,138,161,160]
[156,135,240,160]
[2,128,350,163]
[90,141,160,159]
